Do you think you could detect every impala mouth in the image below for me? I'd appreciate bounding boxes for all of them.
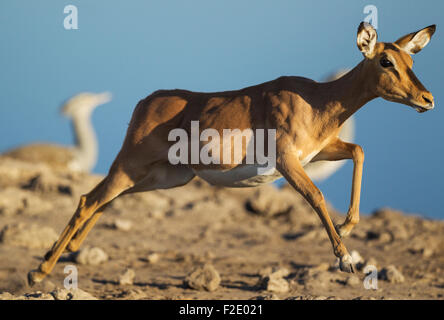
[414,105,429,113]
[413,105,433,113]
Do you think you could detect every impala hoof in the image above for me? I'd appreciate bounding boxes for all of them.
[339,254,355,273]
[27,269,46,287]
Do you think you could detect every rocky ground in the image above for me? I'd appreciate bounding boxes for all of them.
[0,157,443,300]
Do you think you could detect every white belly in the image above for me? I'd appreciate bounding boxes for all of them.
[299,150,320,166]
[193,165,283,188]
[193,149,321,188]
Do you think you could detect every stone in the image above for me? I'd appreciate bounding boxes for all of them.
[389,225,409,241]
[0,188,51,216]
[258,267,290,293]
[296,268,338,291]
[0,223,58,249]
[22,171,73,195]
[185,264,221,292]
[350,250,364,265]
[296,228,329,242]
[287,295,333,300]
[378,232,393,243]
[117,289,147,299]
[380,265,405,283]
[363,257,378,270]
[259,266,290,279]
[111,219,132,231]
[372,208,404,220]
[252,294,280,300]
[313,262,330,272]
[0,289,96,300]
[74,246,108,265]
[146,253,160,264]
[51,288,97,300]
[345,275,361,287]
[204,250,215,260]
[119,268,135,285]
[420,247,434,258]
[263,277,289,293]
[0,292,17,300]
[409,242,435,258]
[22,292,55,300]
[258,266,273,277]
[175,252,194,264]
[148,210,165,220]
[246,185,294,217]
[0,291,55,300]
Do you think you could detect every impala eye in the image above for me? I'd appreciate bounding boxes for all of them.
[380,57,393,68]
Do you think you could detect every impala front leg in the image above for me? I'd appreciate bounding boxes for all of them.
[276,150,355,273]
[313,138,364,238]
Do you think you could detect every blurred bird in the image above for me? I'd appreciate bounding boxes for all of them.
[2,92,111,172]
[303,69,355,181]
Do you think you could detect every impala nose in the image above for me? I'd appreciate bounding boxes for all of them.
[422,92,434,109]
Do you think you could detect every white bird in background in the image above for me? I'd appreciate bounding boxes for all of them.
[3,92,112,173]
[303,69,354,181]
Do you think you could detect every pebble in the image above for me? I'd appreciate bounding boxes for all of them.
[363,257,378,271]
[409,243,434,258]
[380,265,405,283]
[287,295,334,300]
[378,232,393,243]
[345,275,361,287]
[350,250,364,265]
[0,292,54,300]
[204,250,215,260]
[185,264,221,292]
[0,223,58,249]
[148,210,165,220]
[313,262,330,272]
[118,289,147,299]
[252,294,279,300]
[0,188,53,216]
[259,267,290,278]
[258,267,290,293]
[51,288,97,300]
[389,225,409,241]
[301,270,335,290]
[111,219,132,231]
[246,185,294,217]
[146,252,160,264]
[420,247,434,258]
[74,246,108,265]
[0,292,16,300]
[119,268,135,285]
[0,288,97,300]
[263,277,289,293]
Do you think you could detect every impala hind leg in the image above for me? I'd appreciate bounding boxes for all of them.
[277,151,355,273]
[65,206,107,253]
[28,170,134,286]
[65,163,195,254]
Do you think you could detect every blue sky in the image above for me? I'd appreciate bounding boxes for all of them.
[0,0,443,218]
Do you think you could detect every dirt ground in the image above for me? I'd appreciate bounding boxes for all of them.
[0,157,443,300]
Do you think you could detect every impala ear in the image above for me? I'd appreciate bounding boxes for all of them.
[395,25,436,54]
[357,22,378,58]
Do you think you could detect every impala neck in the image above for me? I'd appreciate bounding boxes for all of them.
[319,60,377,125]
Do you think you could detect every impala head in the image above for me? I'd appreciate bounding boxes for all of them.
[62,92,112,118]
[357,22,436,113]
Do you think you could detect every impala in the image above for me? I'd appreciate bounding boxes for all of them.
[28,22,436,285]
